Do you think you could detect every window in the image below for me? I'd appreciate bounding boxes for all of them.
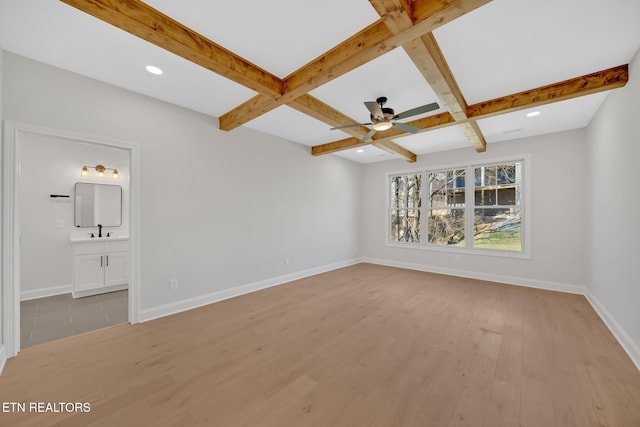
[389,173,421,243]
[427,169,465,246]
[388,159,525,254]
[474,163,522,251]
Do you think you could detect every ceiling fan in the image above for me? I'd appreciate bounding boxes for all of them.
[331,97,440,142]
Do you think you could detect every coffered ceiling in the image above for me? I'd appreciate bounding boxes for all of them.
[1,0,639,163]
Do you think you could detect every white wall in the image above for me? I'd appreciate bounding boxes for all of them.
[19,132,129,299]
[2,52,362,314]
[360,129,589,292]
[1,46,6,370]
[586,48,640,364]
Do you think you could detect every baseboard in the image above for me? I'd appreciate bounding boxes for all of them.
[20,284,72,301]
[139,258,361,323]
[585,292,640,371]
[72,284,127,299]
[362,257,587,295]
[0,344,7,375]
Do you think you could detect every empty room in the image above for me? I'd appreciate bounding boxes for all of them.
[1,0,639,426]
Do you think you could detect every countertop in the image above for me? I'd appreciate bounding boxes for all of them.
[70,235,129,243]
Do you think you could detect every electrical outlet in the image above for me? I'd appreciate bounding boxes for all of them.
[284,257,290,267]
[170,279,179,290]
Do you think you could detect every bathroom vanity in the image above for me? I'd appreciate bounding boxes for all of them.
[71,181,128,298]
[70,236,129,298]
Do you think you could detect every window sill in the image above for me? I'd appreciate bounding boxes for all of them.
[385,242,531,260]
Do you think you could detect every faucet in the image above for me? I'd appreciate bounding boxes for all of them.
[98,224,102,238]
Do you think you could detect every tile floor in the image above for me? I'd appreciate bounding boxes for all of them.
[20,290,128,349]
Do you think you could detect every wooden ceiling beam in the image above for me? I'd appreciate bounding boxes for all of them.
[288,94,372,139]
[466,64,629,119]
[372,111,457,139]
[382,0,490,49]
[60,0,284,96]
[220,0,491,131]
[310,137,416,161]
[372,141,417,162]
[312,136,368,156]
[371,0,487,152]
[312,63,628,156]
[458,121,486,152]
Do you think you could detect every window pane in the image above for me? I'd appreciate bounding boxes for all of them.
[429,169,465,208]
[427,208,464,245]
[446,170,465,189]
[428,171,447,207]
[497,187,516,205]
[428,168,465,246]
[477,165,496,186]
[390,209,421,243]
[391,174,421,209]
[475,189,496,206]
[474,207,521,251]
[497,164,517,185]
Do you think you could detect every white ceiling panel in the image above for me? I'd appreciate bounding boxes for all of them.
[334,145,395,164]
[143,0,381,78]
[310,48,443,125]
[397,126,472,155]
[478,92,610,143]
[0,0,256,117]
[434,0,640,104]
[244,105,351,147]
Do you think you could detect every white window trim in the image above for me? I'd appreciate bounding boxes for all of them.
[385,154,531,259]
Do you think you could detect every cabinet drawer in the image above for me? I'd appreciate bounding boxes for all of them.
[105,240,129,252]
[73,240,128,255]
[73,242,104,255]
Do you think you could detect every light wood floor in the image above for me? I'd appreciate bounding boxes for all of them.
[1,263,639,426]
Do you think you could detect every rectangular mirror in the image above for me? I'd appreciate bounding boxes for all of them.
[74,182,122,227]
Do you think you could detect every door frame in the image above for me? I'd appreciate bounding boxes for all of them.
[2,121,141,358]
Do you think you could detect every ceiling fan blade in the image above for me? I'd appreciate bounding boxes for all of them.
[393,122,421,134]
[393,102,440,120]
[330,122,371,130]
[364,101,384,121]
[362,129,376,142]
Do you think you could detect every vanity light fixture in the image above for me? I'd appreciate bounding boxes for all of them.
[80,164,119,180]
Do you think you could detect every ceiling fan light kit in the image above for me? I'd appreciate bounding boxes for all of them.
[373,121,393,131]
[332,96,439,141]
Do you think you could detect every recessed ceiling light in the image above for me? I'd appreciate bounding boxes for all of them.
[526,111,541,118]
[145,65,163,75]
[356,149,364,153]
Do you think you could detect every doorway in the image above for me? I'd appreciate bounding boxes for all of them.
[2,122,140,358]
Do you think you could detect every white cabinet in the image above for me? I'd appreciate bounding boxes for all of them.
[72,239,129,298]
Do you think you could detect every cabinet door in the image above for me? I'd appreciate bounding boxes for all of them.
[104,251,129,287]
[75,254,105,291]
